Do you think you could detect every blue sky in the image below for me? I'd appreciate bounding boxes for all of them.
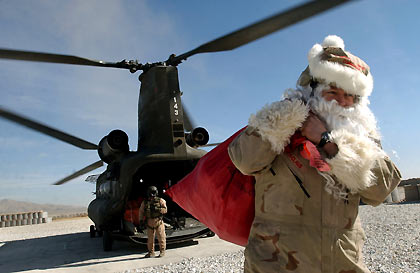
[0,0,418,206]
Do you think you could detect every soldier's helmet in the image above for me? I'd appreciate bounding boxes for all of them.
[147,186,158,198]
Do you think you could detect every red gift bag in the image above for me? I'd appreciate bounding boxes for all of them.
[165,127,255,246]
[123,197,144,226]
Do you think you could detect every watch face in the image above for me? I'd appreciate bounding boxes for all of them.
[318,131,331,147]
[323,132,331,143]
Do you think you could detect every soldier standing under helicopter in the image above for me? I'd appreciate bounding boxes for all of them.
[139,186,167,258]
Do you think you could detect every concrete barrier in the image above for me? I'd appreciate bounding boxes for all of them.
[404,185,420,201]
[0,211,52,228]
[397,187,406,201]
[384,194,393,203]
[385,187,401,203]
[0,211,87,228]
[51,212,88,220]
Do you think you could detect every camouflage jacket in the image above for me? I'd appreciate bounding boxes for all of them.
[228,99,401,273]
[139,197,167,229]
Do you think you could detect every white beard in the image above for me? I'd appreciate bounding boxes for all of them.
[306,89,382,199]
[307,93,380,140]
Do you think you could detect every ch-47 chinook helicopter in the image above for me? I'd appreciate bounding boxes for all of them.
[0,0,351,251]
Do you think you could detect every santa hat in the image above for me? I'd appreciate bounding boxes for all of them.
[298,35,373,98]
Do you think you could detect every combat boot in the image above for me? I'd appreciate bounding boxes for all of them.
[158,251,165,258]
[144,252,155,258]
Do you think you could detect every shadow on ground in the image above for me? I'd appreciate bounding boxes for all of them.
[0,231,197,273]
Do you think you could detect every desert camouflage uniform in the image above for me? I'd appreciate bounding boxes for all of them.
[139,197,167,256]
[228,126,401,273]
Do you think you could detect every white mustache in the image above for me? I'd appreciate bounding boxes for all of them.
[308,96,379,139]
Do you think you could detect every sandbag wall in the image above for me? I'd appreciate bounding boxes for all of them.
[0,211,52,228]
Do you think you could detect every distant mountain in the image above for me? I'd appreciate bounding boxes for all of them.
[0,199,87,217]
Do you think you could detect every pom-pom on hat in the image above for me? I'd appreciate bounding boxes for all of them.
[298,35,373,98]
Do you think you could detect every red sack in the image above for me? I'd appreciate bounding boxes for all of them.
[123,197,144,226]
[165,127,255,246]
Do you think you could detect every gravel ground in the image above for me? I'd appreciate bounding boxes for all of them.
[1,204,418,273]
[360,203,420,273]
[122,203,420,273]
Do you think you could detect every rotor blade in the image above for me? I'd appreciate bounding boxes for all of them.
[0,48,133,70]
[170,0,352,64]
[0,107,98,150]
[182,106,195,132]
[53,160,104,185]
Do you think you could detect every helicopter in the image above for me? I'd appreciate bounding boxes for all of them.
[0,0,352,251]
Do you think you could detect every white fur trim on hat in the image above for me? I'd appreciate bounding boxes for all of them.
[308,35,373,97]
[248,99,309,153]
[322,35,345,48]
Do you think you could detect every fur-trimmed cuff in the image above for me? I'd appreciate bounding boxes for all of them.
[326,129,386,193]
[248,99,309,153]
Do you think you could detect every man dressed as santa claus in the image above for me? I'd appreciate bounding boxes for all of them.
[228,35,401,273]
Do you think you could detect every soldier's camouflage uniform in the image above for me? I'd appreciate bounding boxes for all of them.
[139,197,167,256]
[228,99,401,273]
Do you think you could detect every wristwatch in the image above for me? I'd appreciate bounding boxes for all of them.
[317,131,331,148]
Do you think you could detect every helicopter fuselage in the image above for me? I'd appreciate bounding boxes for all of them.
[88,66,210,247]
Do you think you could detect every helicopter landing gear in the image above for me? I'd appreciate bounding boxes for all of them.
[89,225,96,238]
[103,230,113,251]
[89,225,103,238]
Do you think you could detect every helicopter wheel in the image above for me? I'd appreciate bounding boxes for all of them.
[103,230,113,251]
[206,230,215,237]
[89,225,96,238]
